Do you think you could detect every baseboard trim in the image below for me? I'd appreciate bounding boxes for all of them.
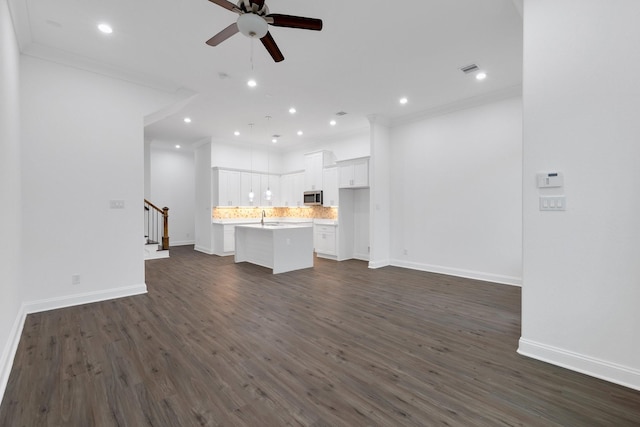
[1,283,147,404]
[170,240,195,247]
[390,259,522,286]
[518,338,640,391]
[23,283,148,315]
[194,245,214,255]
[368,259,391,269]
[0,305,27,404]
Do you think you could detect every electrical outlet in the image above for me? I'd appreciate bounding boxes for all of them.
[403,249,408,255]
[72,274,80,285]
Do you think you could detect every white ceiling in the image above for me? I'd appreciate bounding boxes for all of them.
[9,0,523,150]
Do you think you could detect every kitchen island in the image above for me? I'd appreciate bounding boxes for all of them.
[234,223,314,274]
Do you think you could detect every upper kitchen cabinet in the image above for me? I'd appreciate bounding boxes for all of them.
[322,166,338,207]
[281,172,304,207]
[260,173,281,207]
[304,151,336,191]
[212,168,241,207]
[239,172,281,206]
[239,172,260,206]
[338,157,369,189]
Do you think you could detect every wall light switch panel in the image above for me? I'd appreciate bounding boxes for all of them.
[540,196,566,211]
[109,200,125,209]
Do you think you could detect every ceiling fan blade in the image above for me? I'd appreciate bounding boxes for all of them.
[260,32,284,62]
[266,14,323,31]
[208,0,241,13]
[206,22,239,46]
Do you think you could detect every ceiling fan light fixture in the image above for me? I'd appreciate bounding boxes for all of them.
[237,13,268,39]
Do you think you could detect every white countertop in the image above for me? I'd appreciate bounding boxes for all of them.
[235,223,313,230]
[313,219,338,225]
[212,217,315,225]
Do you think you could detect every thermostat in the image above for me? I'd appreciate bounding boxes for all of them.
[536,172,563,188]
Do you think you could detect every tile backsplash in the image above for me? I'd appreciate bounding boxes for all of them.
[213,206,338,220]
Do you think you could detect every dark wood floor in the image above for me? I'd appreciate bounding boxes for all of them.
[1,246,639,426]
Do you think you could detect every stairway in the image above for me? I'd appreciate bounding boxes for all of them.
[144,237,169,260]
[144,199,170,260]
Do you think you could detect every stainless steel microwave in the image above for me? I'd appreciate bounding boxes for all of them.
[303,190,323,206]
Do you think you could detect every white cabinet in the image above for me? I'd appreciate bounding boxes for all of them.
[314,223,337,258]
[322,166,338,207]
[213,169,241,206]
[281,172,304,207]
[338,157,369,188]
[240,172,256,206]
[304,151,336,191]
[292,172,304,207]
[213,223,243,256]
[260,173,280,207]
[239,172,280,206]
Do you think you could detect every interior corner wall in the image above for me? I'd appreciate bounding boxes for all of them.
[520,0,640,390]
[20,56,182,309]
[389,96,523,285]
[0,0,24,400]
[149,145,195,246]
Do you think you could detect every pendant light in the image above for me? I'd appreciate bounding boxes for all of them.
[265,116,272,202]
[248,123,255,204]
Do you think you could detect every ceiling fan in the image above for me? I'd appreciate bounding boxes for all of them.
[205,0,323,62]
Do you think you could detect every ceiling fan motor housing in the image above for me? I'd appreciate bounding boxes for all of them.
[238,0,269,15]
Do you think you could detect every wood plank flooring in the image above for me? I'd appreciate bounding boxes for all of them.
[1,245,639,426]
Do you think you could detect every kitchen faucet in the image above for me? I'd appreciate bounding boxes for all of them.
[261,210,266,226]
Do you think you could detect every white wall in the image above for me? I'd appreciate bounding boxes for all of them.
[353,189,370,260]
[20,56,181,306]
[194,142,213,254]
[389,96,523,285]
[0,0,23,399]
[211,139,282,174]
[149,145,195,246]
[368,117,391,268]
[520,0,640,390]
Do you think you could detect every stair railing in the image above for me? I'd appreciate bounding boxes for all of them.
[144,199,169,250]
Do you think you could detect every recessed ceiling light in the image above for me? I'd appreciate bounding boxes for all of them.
[175,145,181,149]
[234,131,240,136]
[247,79,257,88]
[330,120,337,126]
[97,23,113,34]
[400,97,408,105]
[476,72,487,81]
[183,117,192,123]
[272,138,278,143]
[297,130,303,136]
[289,107,296,114]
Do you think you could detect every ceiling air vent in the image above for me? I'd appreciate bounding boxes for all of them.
[335,111,347,116]
[460,64,480,74]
